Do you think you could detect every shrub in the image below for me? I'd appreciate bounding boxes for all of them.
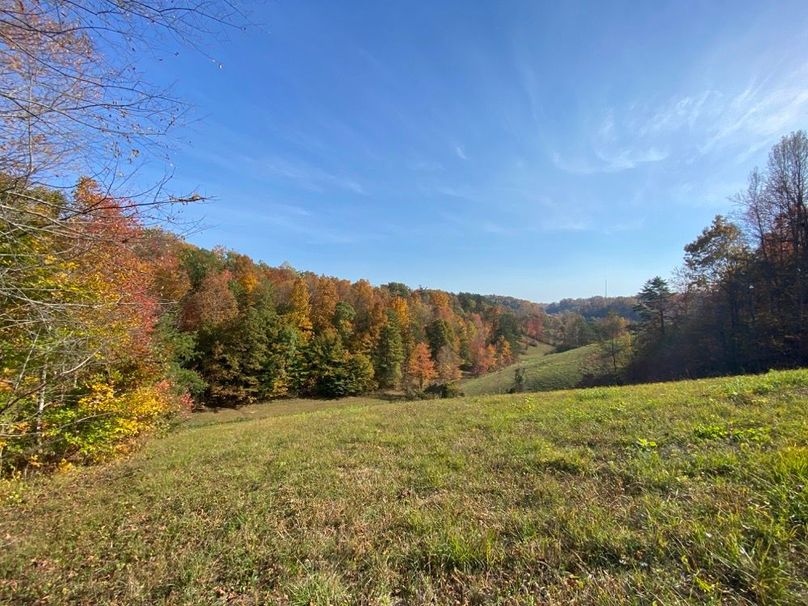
[1,378,190,472]
[424,382,464,399]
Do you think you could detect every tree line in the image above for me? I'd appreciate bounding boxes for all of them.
[628,131,808,382]
[154,234,546,406]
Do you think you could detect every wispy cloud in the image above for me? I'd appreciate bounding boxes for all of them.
[210,202,372,245]
[552,147,667,175]
[179,141,368,196]
[455,145,468,160]
[552,112,669,175]
[259,214,363,245]
[636,91,716,136]
[261,157,366,194]
[426,184,481,202]
[411,159,445,172]
[552,64,808,177]
[698,76,808,155]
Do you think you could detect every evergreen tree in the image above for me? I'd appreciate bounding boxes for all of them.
[426,318,453,359]
[375,311,404,388]
[635,277,673,337]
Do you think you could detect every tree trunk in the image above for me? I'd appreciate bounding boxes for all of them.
[36,365,47,444]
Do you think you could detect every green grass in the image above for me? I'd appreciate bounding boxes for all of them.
[2,370,807,604]
[462,342,602,395]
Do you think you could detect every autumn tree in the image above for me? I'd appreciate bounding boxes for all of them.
[0,181,188,470]
[435,345,462,384]
[311,277,339,333]
[523,312,545,342]
[0,3,243,471]
[684,216,748,290]
[681,217,752,368]
[0,1,244,186]
[350,279,386,351]
[738,131,808,360]
[391,296,413,354]
[466,314,491,375]
[475,344,498,376]
[180,269,239,331]
[495,336,513,368]
[429,290,453,321]
[287,277,314,338]
[405,342,437,393]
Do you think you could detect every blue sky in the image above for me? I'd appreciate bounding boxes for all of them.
[142,1,808,302]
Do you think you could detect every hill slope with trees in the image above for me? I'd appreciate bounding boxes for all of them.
[461,343,605,395]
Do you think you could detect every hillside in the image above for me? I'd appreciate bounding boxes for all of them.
[462,343,603,395]
[543,295,639,321]
[2,370,806,604]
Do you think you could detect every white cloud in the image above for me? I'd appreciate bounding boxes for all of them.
[552,64,808,177]
[698,79,808,154]
[455,145,468,160]
[552,109,669,175]
[552,147,667,175]
[638,91,717,136]
[261,157,366,194]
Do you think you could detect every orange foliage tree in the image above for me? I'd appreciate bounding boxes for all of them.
[405,343,437,392]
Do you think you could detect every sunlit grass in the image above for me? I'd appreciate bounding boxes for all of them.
[2,369,806,604]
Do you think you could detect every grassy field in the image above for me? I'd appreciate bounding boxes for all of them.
[2,370,807,605]
[462,343,602,395]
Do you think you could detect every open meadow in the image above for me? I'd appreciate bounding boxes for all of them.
[2,370,806,605]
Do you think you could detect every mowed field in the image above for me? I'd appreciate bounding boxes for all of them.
[2,371,807,605]
[462,343,602,396]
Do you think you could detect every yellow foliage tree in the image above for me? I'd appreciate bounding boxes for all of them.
[288,277,314,337]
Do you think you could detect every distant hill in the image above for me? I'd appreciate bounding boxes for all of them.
[544,295,639,321]
[476,293,543,313]
[462,342,605,395]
